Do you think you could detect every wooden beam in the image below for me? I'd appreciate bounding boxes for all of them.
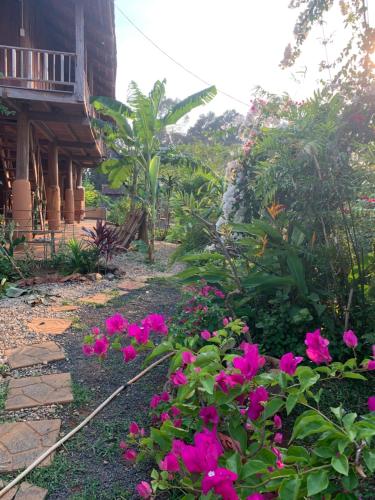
[29,111,90,125]
[0,86,77,104]
[75,1,85,101]
[16,108,30,180]
[40,139,96,149]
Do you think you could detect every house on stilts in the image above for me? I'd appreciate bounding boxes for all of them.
[0,0,116,239]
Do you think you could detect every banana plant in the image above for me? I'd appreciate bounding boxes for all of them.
[92,80,217,262]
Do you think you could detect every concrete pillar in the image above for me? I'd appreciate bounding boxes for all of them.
[13,109,32,240]
[64,159,75,224]
[47,143,61,230]
[74,167,85,222]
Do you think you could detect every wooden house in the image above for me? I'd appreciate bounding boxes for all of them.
[0,0,116,238]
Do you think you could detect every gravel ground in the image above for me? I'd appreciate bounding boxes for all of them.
[0,242,182,499]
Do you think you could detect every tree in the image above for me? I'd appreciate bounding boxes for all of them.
[92,80,217,262]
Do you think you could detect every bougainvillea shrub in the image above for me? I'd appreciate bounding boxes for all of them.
[83,295,375,499]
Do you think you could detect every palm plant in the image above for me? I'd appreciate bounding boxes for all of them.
[92,80,217,262]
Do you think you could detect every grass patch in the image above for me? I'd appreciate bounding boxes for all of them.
[0,381,8,411]
[71,317,87,331]
[71,382,93,408]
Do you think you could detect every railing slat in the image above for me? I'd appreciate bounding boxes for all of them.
[11,49,16,78]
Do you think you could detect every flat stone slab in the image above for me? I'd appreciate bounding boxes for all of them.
[117,279,147,291]
[27,318,72,335]
[5,373,73,410]
[0,481,48,500]
[49,305,79,313]
[5,342,65,369]
[0,419,61,472]
[80,293,112,305]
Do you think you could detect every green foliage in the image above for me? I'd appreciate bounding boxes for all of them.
[52,239,99,275]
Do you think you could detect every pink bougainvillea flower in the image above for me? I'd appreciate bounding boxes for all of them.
[174,418,182,427]
[215,289,225,299]
[182,351,197,365]
[215,371,244,393]
[202,468,238,499]
[150,394,161,409]
[160,412,170,422]
[233,344,265,381]
[200,406,219,425]
[136,481,152,498]
[242,325,250,334]
[223,318,230,326]
[119,440,127,450]
[274,433,283,444]
[273,414,282,429]
[201,330,211,340]
[246,494,264,500]
[82,344,94,356]
[248,386,269,421]
[128,323,150,345]
[159,452,180,472]
[343,330,358,348]
[305,329,332,364]
[279,352,303,375]
[142,313,168,335]
[170,406,181,417]
[368,360,375,370]
[170,370,188,386]
[129,422,142,436]
[93,337,109,358]
[180,428,223,474]
[172,439,185,457]
[271,447,284,469]
[368,396,375,412]
[105,313,128,335]
[123,449,137,461]
[160,391,170,402]
[122,345,137,362]
[92,326,100,335]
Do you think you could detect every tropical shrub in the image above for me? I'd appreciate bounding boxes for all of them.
[52,239,99,275]
[83,300,375,499]
[82,220,124,267]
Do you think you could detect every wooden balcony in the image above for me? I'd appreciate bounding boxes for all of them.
[0,45,76,93]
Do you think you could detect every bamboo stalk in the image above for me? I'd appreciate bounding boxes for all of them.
[0,352,173,498]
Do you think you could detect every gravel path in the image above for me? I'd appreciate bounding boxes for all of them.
[0,242,182,499]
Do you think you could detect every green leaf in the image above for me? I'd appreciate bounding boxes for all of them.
[342,372,367,381]
[287,252,308,296]
[363,449,375,472]
[286,394,299,415]
[331,454,349,475]
[297,366,320,390]
[228,421,248,453]
[225,452,241,475]
[200,375,215,395]
[279,477,301,500]
[342,413,357,431]
[240,460,267,478]
[263,398,284,420]
[285,446,310,463]
[149,155,161,202]
[161,85,217,126]
[144,341,173,365]
[307,470,329,496]
[314,446,335,458]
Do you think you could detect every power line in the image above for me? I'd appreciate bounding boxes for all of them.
[114,2,250,109]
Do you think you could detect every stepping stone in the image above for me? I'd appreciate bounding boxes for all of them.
[80,293,112,305]
[5,342,65,369]
[5,373,73,410]
[27,318,72,335]
[0,481,48,500]
[117,279,147,291]
[0,419,61,472]
[49,305,79,313]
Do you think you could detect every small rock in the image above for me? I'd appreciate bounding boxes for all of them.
[105,273,115,281]
[87,273,103,282]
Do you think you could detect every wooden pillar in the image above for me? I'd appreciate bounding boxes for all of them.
[47,142,61,230]
[74,166,85,222]
[64,159,75,224]
[13,109,32,240]
[75,0,85,101]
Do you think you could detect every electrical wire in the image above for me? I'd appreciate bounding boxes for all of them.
[114,2,250,109]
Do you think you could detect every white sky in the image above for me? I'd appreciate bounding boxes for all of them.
[114,0,374,124]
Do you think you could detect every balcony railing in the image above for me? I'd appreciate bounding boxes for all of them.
[0,45,76,92]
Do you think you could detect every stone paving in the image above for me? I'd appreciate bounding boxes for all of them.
[0,420,61,472]
[5,342,66,369]
[0,481,48,500]
[27,318,72,335]
[5,373,73,411]
[79,292,113,305]
[117,279,147,291]
[49,305,80,313]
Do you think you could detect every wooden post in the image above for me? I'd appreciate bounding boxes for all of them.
[75,0,85,101]
[13,109,32,240]
[47,142,61,230]
[64,158,75,224]
[74,166,85,222]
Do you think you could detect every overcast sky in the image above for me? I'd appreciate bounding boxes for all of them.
[114,0,374,123]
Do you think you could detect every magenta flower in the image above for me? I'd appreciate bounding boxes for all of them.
[128,323,150,344]
[215,371,244,393]
[150,394,161,409]
[242,325,250,334]
[248,386,269,421]
[180,428,223,473]
[201,330,211,340]
[271,447,284,469]
[274,433,283,444]
[201,468,238,498]
[247,494,264,500]
[160,391,170,402]
[122,345,137,362]
[93,337,109,358]
[136,481,152,498]
[233,343,265,381]
[123,448,137,461]
[182,351,197,364]
[174,418,182,427]
[279,352,303,375]
[343,330,358,348]
[273,414,282,429]
[170,406,181,417]
[368,396,375,412]
[129,422,140,435]
[92,326,100,335]
[305,329,332,364]
[160,412,170,422]
[223,318,229,326]
[106,313,128,335]
[82,344,94,356]
[200,406,219,425]
[119,440,127,450]
[215,289,225,299]
[170,370,188,386]
[172,439,185,457]
[142,313,168,335]
[159,452,180,472]
[368,360,375,370]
